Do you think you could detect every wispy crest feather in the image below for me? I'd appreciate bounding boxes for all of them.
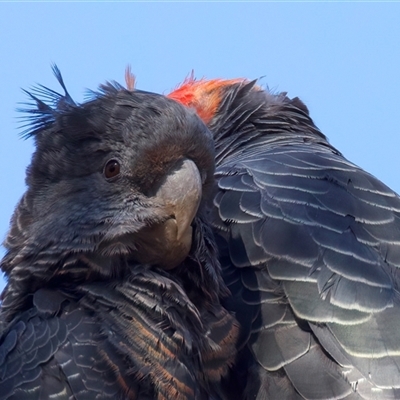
[18,65,134,139]
[18,64,76,138]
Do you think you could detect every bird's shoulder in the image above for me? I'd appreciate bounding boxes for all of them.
[213,137,400,399]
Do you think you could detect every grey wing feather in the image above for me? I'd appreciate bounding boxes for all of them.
[215,140,400,399]
[0,289,137,400]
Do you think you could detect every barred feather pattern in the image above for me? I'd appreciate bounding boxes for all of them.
[175,79,400,399]
[0,267,238,400]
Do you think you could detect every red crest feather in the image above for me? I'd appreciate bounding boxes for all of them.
[168,76,246,124]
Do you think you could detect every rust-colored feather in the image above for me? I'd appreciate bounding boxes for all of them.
[125,65,136,91]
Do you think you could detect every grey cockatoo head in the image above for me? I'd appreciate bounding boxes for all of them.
[1,67,219,318]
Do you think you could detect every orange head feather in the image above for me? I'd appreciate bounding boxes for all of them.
[125,65,136,91]
[168,76,246,124]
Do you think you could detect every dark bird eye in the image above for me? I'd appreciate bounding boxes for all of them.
[104,159,121,179]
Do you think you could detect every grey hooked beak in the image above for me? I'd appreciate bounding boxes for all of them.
[156,158,202,242]
[130,158,203,270]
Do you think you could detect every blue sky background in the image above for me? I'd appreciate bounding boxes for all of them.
[1,3,400,292]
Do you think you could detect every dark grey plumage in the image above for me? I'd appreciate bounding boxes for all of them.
[0,70,239,400]
[5,69,400,400]
[170,78,400,399]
